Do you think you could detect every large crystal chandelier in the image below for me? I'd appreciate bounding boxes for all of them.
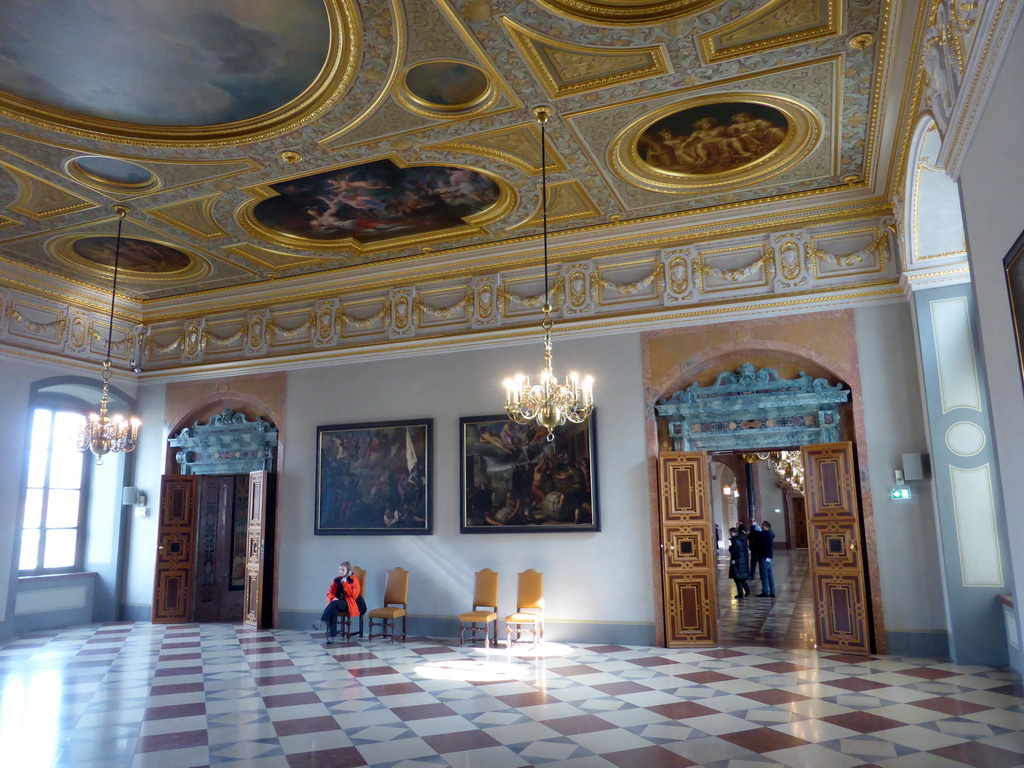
[77,206,141,462]
[502,108,594,439]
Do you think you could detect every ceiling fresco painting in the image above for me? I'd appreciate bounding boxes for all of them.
[0,0,929,333]
[250,160,503,245]
[71,237,193,274]
[404,62,490,108]
[0,0,330,127]
[638,102,790,176]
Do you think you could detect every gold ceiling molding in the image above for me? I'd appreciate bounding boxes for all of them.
[146,196,228,240]
[236,156,518,256]
[423,122,566,175]
[611,93,822,194]
[503,19,670,97]
[699,0,841,63]
[0,215,18,230]
[532,0,721,25]
[0,0,360,147]
[1,161,97,219]
[509,181,601,229]
[223,243,344,273]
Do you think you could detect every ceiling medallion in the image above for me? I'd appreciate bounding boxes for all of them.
[612,94,821,194]
[395,60,497,118]
[65,156,159,194]
[533,0,719,25]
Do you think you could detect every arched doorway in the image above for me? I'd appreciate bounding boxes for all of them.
[648,357,883,655]
[151,408,279,627]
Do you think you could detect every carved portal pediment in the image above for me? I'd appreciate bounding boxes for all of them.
[169,408,279,475]
[656,363,849,451]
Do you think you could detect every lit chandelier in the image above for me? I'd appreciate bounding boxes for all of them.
[502,108,594,439]
[77,205,141,462]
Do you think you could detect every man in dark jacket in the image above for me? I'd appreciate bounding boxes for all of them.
[728,525,751,598]
[755,521,777,597]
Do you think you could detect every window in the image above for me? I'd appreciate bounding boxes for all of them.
[20,407,89,574]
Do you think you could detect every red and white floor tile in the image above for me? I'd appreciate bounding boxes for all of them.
[2,557,1022,767]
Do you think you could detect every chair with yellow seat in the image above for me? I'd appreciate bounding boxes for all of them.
[459,569,499,647]
[505,569,544,647]
[340,565,367,640]
[368,567,409,642]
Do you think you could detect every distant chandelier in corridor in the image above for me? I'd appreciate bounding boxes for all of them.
[502,108,594,438]
[77,205,141,462]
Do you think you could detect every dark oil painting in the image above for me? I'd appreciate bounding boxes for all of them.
[315,419,432,535]
[253,159,501,244]
[73,237,192,273]
[460,414,599,533]
[638,101,790,175]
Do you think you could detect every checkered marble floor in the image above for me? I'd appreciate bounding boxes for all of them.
[2,622,1023,768]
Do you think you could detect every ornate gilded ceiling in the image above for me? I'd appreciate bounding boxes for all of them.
[0,0,892,308]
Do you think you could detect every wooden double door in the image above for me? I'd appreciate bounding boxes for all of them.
[152,470,275,627]
[657,442,873,654]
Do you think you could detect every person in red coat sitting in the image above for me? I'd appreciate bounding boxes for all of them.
[320,561,363,643]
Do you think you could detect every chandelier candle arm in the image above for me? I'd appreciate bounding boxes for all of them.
[500,108,595,439]
[77,206,142,462]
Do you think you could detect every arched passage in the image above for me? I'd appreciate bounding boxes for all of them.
[642,327,886,653]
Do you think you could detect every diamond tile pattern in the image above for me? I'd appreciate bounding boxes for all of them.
[1,622,1022,768]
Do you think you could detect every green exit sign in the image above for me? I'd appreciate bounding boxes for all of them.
[891,487,912,500]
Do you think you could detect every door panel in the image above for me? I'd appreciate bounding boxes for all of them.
[658,452,717,647]
[801,442,872,654]
[152,476,199,623]
[243,470,270,629]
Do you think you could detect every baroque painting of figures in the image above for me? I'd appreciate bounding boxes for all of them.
[638,102,789,175]
[253,159,501,244]
[460,414,599,533]
[315,420,432,535]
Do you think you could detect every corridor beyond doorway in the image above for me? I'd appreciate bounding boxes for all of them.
[716,550,815,650]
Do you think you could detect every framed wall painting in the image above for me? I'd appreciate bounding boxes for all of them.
[460,413,599,533]
[315,418,432,535]
[1005,229,1024,384]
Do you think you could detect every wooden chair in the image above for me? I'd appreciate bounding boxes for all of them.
[368,567,409,642]
[505,569,544,647]
[459,569,499,647]
[340,566,366,640]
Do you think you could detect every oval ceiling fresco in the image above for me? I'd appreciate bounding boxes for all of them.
[405,62,490,109]
[640,102,790,175]
[0,0,329,127]
[251,159,503,245]
[613,95,820,194]
[72,237,192,273]
[67,156,158,192]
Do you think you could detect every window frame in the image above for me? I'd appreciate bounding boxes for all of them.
[19,396,92,576]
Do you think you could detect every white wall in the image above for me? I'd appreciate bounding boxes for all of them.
[855,302,947,635]
[278,332,652,633]
[123,382,167,610]
[958,13,1024,654]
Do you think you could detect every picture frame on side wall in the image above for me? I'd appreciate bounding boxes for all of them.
[1004,229,1024,385]
[315,418,433,535]
[460,413,599,533]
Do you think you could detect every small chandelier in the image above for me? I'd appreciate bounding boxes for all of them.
[77,205,141,462]
[502,108,594,439]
